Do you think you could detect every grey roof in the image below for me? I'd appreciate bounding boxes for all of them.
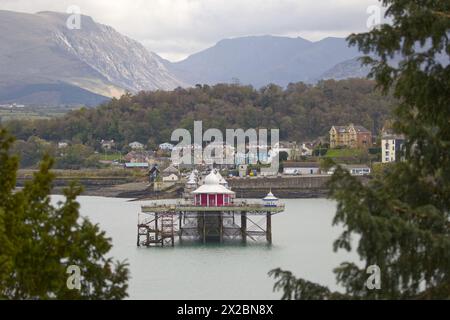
[332,126,347,133]
[382,134,405,140]
[352,125,371,133]
[163,165,179,173]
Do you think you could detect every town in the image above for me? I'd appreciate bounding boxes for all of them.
[85,124,400,179]
[11,121,406,200]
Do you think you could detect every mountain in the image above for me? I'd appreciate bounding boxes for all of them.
[0,10,183,106]
[167,35,366,88]
[319,57,371,81]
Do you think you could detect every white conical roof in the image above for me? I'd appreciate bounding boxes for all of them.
[204,171,221,185]
[188,171,197,181]
[187,176,197,185]
[263,191,278,201]
[192,171,235,195]
[214,169,228,185]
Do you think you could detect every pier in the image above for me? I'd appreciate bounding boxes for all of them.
[137,201,284,247]
[137,169,285,247]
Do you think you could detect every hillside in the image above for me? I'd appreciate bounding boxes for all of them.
[5,79,396,149]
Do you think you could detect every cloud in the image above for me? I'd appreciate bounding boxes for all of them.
[0,0,384,61]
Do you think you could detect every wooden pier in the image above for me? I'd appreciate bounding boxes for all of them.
[137,201,285,247]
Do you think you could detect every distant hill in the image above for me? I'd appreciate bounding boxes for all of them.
[319,57,372,81]
[0,10,183,106]
[167,35,366,88]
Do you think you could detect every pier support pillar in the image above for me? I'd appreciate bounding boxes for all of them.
[155,213,159,243]
[241,212,247,244]
[179,213,182,244]
[219,213,223,243]
[266,212,272,245]
[202,212,206,244]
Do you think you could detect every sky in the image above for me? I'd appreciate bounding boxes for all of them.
[0,0,385,62]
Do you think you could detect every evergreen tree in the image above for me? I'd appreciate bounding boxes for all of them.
[270,0,450,299]
[0,128,129,299]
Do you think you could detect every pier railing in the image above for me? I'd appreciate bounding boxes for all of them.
[141,200,285,214]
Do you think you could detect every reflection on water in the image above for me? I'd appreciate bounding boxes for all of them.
[52,196,358,300]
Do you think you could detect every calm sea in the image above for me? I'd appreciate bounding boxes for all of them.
[51,196,359,300]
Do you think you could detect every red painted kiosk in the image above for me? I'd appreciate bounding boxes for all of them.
[192,170,235,207]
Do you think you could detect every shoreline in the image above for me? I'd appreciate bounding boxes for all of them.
[17,171,370,200]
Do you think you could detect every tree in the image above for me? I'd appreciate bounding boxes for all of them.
[0,128,129,299]
[270,0,450,299]
[11,136,56,168]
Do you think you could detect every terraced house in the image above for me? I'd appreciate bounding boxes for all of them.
[329,124,372,149]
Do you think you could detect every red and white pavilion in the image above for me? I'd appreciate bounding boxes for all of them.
[192,170,235,207]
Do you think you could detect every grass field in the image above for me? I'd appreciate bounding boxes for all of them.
[0,106,79,122]
[325,148,366,158]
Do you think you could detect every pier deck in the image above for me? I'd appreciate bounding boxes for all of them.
[137,201,285,247]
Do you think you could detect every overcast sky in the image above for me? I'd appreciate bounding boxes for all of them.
[0,0,384,61]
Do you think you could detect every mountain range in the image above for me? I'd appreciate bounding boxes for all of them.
[167,35,366,88]
[0,10,371,106]
[0,10,183,106]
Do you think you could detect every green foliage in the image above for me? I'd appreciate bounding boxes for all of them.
[271,0,450,299]
[5,79,395,149]
[0,128,129,299]
[55,144,100,169]
[324,148,366,158]
[368,147,381,155]
[10,136,56,168]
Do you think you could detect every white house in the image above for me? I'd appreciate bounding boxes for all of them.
[238,164,248,177]
[101,139,115,150]
[344,164,371,176]
[382,135,405,163]
[58,142,69,149]
[283,162,321,175]
[301,143,314,157]
[159,143,174,151]
[162,173,179,182]
[129,141,144,150]
[327,164,371,176]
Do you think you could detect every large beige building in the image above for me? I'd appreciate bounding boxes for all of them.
[329,124,372,149]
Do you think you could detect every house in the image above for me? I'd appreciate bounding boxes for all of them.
[327,164,371,176]
[162,165,179,176]
[301,143,314,157]
[161,165,180,182]
[344,164,371,176]
[162,173,179,182]
[129,141,144,150]
[283,162,321,175]
[159,142,174,151]
[101,139,115,150]
[238,164,248,177]
[273,141,297,160]
[124,151,154,163]
[382,134,405,163]
[124,162,149,169]
[58,142,69,149]
[330,124,372,149]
